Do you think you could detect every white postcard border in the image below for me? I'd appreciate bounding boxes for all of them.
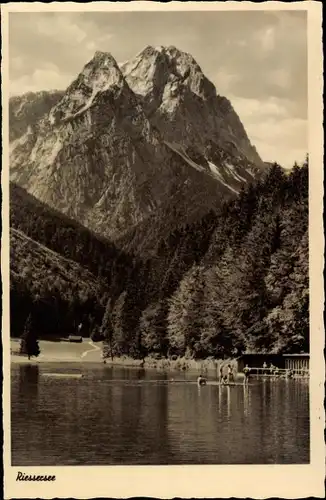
[1,2,324,498]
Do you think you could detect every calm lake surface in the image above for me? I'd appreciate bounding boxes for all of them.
[11,363,310,465]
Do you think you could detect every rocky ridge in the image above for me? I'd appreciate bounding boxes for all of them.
[9,90,64,142]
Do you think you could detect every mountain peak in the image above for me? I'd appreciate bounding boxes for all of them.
[48,51,126,125]
[121,45,262,167]
[127,44,205,78]
[89,50,119,68]
[120,44,216,120]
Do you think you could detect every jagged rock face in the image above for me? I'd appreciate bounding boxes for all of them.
[121,45,262,168]
[120,46,216,115]
[9,90,64,142]
[9,47,265,244]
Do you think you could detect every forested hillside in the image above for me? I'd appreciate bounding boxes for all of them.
[10,160,308,358]
[10,227,105,337]
[10,184,137,337]
[103,160,309,358]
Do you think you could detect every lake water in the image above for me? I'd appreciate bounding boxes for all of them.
[11,363,310,465]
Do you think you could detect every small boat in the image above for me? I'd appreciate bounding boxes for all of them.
[205,381,254,387]
[42,373,83,379]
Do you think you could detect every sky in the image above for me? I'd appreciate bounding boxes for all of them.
[8,10,308,168]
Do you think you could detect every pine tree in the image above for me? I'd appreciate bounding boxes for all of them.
[200,266,236,357]
[100,299,114,359]
[140,301,169,356]
[20,314,40,360]
[167,265,206,357]
[111,291,128,355]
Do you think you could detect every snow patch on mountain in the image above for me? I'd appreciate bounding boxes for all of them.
[208,161,223,179]
[225,162,248,183]
[165,141,205,173]
[208,161,239,194]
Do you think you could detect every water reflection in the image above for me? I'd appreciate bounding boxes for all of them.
[18,364,39,398]
[243,385,249,417]
[218,385,222,415]
[226,386,231,418]
[11,364,310,465]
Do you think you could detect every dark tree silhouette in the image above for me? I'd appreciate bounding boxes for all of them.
[20,314,40,360]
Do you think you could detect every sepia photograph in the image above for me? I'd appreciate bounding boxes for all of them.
[2,1,324,498]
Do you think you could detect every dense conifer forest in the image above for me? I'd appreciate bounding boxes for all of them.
[10,160,308,358]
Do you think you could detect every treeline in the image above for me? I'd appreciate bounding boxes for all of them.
[102,160,309,358]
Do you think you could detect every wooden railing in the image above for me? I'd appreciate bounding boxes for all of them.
[244,367,309,377]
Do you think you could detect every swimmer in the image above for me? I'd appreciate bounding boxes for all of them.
[197,375,207,386]
[227,364,235,384]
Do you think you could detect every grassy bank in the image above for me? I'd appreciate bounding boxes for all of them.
[10,338,240,375]
[10,338,103,363]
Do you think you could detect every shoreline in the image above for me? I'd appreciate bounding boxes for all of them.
[10,350,239,374]
[10,338,238,372]
[102,355,238,373]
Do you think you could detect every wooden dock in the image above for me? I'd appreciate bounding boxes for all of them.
[244,367,309,378]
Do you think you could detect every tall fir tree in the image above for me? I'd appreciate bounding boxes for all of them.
[167,265,206,357]
[20,314,40,360]
[140,301,169,356]
[101,299,114,360]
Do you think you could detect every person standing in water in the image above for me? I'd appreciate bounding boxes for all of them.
[227,364,234,384]
[243,364,250,385]
[219,364,224,383]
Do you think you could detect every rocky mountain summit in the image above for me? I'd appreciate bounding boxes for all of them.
[121,45,262,167]
[10,46,265,245]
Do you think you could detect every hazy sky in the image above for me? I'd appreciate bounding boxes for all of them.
[9,10,307,167]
